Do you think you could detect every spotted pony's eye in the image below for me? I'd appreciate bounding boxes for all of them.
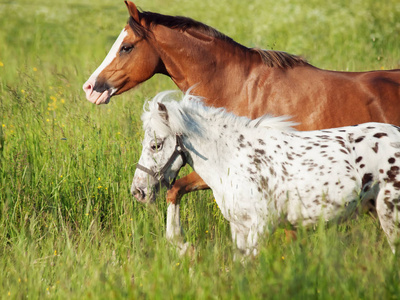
[150,140,163,152]
[120,44,134,54]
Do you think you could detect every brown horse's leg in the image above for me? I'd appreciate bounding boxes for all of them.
[167,171,210,204]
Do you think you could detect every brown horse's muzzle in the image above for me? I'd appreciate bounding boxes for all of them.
[82,77,115,105]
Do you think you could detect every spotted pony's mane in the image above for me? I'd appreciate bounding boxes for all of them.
[129,10,308,69]
[142,91,297,139]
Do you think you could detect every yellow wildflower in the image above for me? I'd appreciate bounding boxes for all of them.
[0,61,4,67]
[33,67,37,72]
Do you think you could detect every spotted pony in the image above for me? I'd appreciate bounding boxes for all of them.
[132,91,400,255]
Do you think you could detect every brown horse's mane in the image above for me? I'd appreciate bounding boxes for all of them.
[252,48,308,68]
[128,11,308,69]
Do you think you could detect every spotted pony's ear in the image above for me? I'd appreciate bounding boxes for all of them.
[125,1,140,23]
[158,102,169,123]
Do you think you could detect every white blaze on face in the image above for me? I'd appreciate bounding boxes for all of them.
[89,29,128,81]
[82,29,128,104]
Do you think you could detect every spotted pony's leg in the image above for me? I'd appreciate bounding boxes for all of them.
[230,222,250,260]
[376,184,400,253]
[245,224,261,256]
[166,202,189,255]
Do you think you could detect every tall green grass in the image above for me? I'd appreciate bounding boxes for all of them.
[0,0,400,298]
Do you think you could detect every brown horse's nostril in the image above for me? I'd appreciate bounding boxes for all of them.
[83,81,93,95]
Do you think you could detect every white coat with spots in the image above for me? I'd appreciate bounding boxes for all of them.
[132,91,400,255]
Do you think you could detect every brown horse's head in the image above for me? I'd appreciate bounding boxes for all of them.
[83,1,163,104]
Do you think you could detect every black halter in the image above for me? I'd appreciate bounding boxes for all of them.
[136,135,187,189]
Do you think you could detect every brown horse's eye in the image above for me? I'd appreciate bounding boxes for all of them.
[120,44,134,54]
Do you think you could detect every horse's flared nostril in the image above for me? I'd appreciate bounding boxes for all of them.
[83,81,93,97]
[132,187,146,202]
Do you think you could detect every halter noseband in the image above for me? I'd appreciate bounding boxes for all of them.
[136,135,187,189]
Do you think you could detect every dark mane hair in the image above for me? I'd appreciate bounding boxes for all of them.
[128,11,235,43]
[252,48,308,68]
[128,11,308,69]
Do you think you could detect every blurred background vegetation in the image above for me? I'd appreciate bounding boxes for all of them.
[0,0,399,298]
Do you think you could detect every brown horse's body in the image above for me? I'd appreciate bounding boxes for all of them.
[83,1,400,204]
[156,36,400,129]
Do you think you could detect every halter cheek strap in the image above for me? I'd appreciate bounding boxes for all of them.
[136,135,187,189]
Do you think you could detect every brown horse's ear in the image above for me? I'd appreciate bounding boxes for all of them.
[158,103,169,123]
[125,1,140,23]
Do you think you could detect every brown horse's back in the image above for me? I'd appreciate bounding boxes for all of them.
[200,64,400,131]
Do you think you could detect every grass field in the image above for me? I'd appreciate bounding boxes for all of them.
[1,0,400,298]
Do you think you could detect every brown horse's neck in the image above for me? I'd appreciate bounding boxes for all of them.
[151,25,262,103]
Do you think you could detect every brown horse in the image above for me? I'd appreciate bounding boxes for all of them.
[83,1,400,207]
